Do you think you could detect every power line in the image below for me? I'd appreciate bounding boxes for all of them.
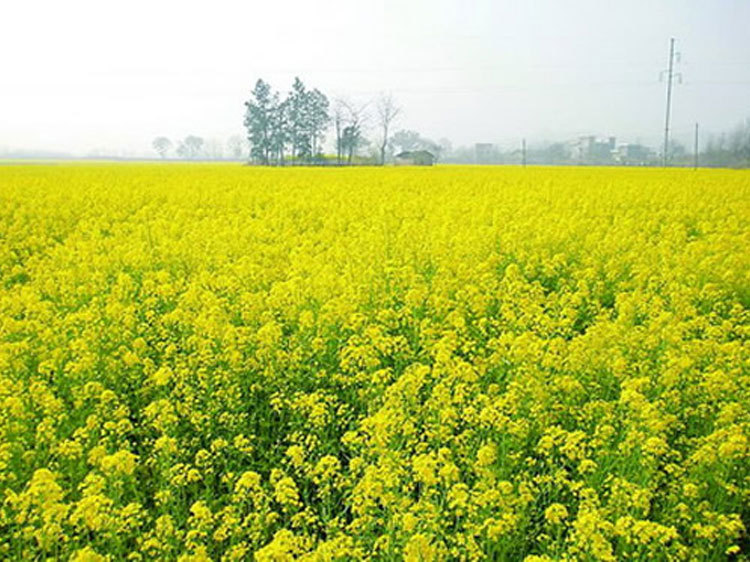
[659,38,687,167]
[660,38,683,167]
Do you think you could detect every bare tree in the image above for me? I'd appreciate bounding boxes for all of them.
[204,138,224,160]
[226,135,247,160]
[176,135,204,160]
[375,93,400,165]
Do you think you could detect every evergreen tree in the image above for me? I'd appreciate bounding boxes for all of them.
[307,88,330,159]
[244,77,331,166]
[244,79,274,164]
[287,77,310,162]
[269,96,289,165]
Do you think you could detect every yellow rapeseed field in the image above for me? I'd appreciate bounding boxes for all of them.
[0,163,749,561]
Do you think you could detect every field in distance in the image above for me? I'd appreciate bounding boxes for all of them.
[0,164,748,561]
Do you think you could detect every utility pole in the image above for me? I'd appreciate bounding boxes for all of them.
[522,138,527,167]
[693,122,699,169]
[660,38,682,167]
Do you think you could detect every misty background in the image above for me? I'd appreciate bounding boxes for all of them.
[1,0,748,159]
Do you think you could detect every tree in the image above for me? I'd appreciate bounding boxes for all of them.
[286,77,310,162]
[244,77,330,166]
[390,130,423,154]
[176,136,204,159]
[375,93,400,165]
[226,135,248,160]
[244,79,274,165]
[338,101,368,165]
[539,142,568,164]
[203,138,224,160]
[668,139,687,160]
[437,138,453,162]
[729,117,750,166]
[152,137,172,159]
[704,133,732,167]
[307,88,330,159]
[269,95,289,165]
[341,126,360,164]
[423,139,441,162]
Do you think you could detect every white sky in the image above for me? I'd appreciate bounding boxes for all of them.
[1,0,749,155]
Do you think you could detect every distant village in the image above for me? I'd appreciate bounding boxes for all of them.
[447,122,748,167]
[463,136,659,166]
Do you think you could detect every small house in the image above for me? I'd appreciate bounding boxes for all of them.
[395,150,435,166]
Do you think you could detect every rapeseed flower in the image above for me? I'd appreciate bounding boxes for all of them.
[0,163,747,559]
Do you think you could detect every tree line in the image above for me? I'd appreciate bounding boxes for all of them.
[699,117,750,168]
[150,76,489,166]
[243,78,330,165]
[242,78,429,166]
[152,116,749,168]
[154,78,750,168]
[152,135,248,160]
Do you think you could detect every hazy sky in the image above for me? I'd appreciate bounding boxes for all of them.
[1,0,748,155]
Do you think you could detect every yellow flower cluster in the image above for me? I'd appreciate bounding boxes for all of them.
[0,163,748,560]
